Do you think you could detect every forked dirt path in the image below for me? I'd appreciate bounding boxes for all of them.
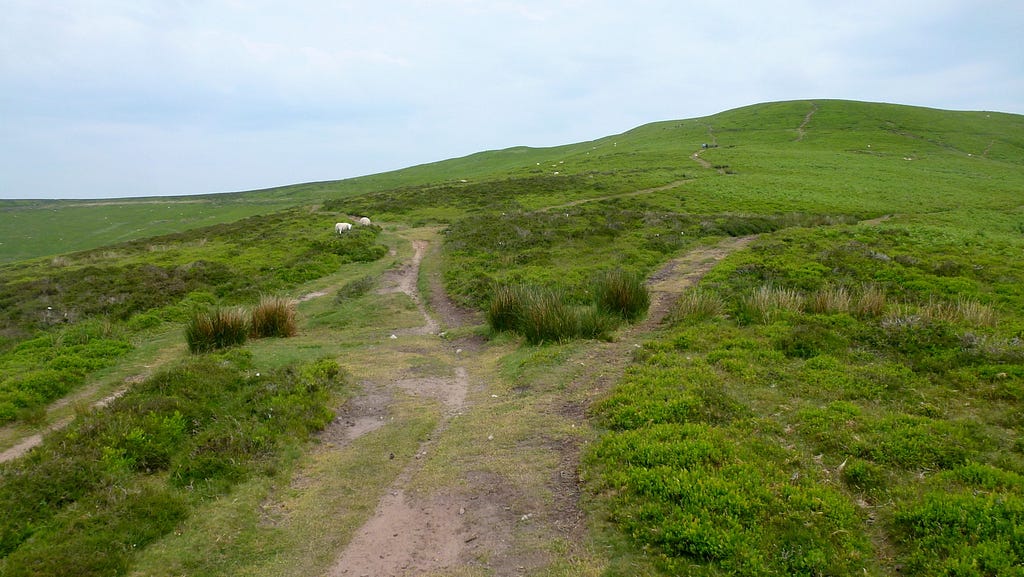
[322,233,757,576]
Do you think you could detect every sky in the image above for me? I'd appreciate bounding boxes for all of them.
[1,1,1022,200]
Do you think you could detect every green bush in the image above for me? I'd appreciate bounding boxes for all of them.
[593,270,650,321]
[250,295,298,338]
[184,307,249,353]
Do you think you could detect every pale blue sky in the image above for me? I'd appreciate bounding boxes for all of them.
[2,0,1021,199]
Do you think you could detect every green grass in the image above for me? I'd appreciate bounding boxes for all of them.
[585,219,1024,575]
[0,353,347,577]
[1,99,1023,575]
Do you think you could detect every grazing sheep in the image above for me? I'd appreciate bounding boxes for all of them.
[358,216,372,226]
[335,222,353,233]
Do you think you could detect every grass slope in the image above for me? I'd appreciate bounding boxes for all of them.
[0,99,1022,575]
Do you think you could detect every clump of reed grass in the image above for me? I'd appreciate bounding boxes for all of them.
[486,284,620,344]
[669,290,725,324]
[853,284,888,318]
[740,285,804,324]
[517,287,577,345]
[487,284,528,333]
[185,307,249,353]
[922,297,997,327]
[250,295,298,338]
[592,270,650,322]
[807,285,851,315]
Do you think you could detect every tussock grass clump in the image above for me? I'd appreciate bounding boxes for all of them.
[486,284,620,344]
[250,295,298,338]
[517,287,577,345]
[185,308,249,353]
[739,285,803,324]
[807,285,851,314]
[593,270,650,322]
[487,284,528,333]
[922,297,997,327]
[853,284,888,318]
[669,290,725,324]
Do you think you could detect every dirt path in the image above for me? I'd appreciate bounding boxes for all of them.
[691,124,726,174]
[323,237,475,577]
[318,233,757,576]
[796,101,818,142]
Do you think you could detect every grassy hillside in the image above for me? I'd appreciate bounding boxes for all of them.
[1,100,1022,576]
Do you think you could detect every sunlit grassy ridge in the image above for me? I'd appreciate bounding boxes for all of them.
[0,99,1022,575]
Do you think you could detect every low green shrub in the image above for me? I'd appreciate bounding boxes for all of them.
[184,307,249,353]
[334,274,377,302]
[593,270,650,321]
[0,354,348,574]
[250,295,297,338]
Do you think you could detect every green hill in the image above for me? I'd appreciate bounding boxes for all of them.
[1,99,1023,576]
[4,99,1021,264]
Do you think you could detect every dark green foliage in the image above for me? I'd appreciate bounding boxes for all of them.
[0,321,132,425]
[310,225,389,263]
[250,295,298,339]
[0,208,388,336]
[775,318,850,358]
[587,215,1024,574]
[0,485,189,577]
[334,274,377,302]
[0,355,347,575]
[184,307,249,353]
[592,270,650,321]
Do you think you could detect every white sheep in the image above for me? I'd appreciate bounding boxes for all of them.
[358,216,372,226]
[335,222,353,233]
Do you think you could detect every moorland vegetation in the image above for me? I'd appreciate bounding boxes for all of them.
[0,99,1022,575]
